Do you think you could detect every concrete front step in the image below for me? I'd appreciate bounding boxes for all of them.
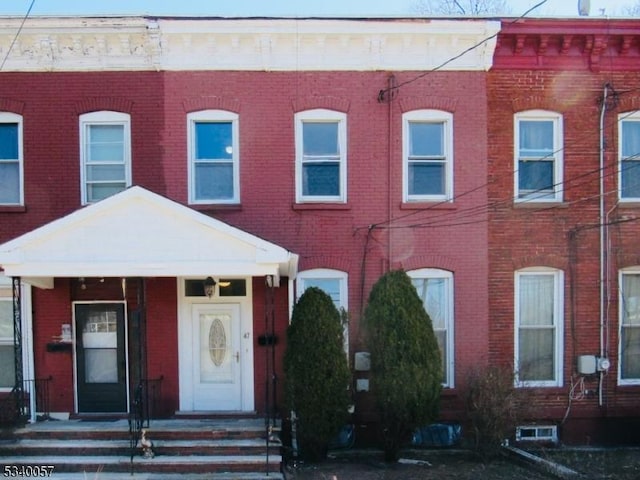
[2,417,283,477]
[0,438,280,456]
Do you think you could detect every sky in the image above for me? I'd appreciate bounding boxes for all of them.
[0,0,635,18]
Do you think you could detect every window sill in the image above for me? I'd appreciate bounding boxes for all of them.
[0,205,26,213]
[513,201,567,209]
[292,203,351,211]
[400,201,456,210]
[191,203,243,213]
[618,201,640,209]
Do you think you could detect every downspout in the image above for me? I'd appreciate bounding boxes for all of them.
[598,84,609,407]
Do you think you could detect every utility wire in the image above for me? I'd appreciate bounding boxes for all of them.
[377,0,548,102]
[360,90,640,232]
[0,0,36,71]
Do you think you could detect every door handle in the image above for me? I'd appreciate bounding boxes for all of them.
[234,352,240,363]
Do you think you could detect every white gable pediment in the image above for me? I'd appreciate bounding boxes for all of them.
[0,186,298,284]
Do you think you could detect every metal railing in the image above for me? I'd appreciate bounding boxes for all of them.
[129,376,163,472]
[0,376,52,426]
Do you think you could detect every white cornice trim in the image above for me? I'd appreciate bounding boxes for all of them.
[0,17,500,71]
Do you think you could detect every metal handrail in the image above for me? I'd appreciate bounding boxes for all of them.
[0,376,52,426]
[128,376,164,472]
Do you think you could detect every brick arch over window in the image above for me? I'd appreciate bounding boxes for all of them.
[617,96,640,112]
[399,96,457,114]
[512,254,567,272]
[0,98,25,115]
[616,254,640,270]
[291,96,350,114]
[399,254,456,273]
[183,96,240,114]
[298,255,352,273]
[75,97,134,115]
[511,96,564,114]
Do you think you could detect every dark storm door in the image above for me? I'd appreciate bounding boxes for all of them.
[75,303,127,413]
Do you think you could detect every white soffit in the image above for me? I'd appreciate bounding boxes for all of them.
[0,186,298,281]
[0,16,500,71]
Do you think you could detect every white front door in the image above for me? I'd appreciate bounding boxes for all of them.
[191,303,242,411]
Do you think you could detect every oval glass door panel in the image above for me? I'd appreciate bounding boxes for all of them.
[200,313,233,383]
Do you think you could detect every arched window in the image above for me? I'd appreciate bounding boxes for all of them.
[294,109,347,203]
[0,112,23,206]
[187,110,240,204]
[402,110,454,203]
[619,268,640,384]
[514,110,563,202]
[407,268,454,387]
[79,111,131,204]
[296,269,348,353]
[514,267,564,386]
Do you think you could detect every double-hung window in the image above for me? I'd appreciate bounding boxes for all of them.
[295,109,347,203]
[403,110,453,202]
[188,110,239,204]
[619,112,640,201]
[408,269,454,387]
[295,269,349,353]
[619,270,640,384]
[515,268,563,387]
[80,111,131,205]
[0,112,23,206]
[515,110,563,202]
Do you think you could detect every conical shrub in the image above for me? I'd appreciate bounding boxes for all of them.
[364,269,442,461]
[284,287,351,461]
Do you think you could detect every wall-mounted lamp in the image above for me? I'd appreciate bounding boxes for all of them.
[78,277,86,290]
[203,276,216,298]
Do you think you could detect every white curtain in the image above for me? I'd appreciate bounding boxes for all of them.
[518,274,555,381]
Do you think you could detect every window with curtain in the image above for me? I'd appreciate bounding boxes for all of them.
[619,113,640,200]
[0,112,23,206]
[408,269,454,387]
[515,110,563,202]
[620,271,640,383]
[188,110,240,204]
[403,110,453,202]
[296,269,348,353]
[80,111,131,204]
[295,109,347,203]
[515,269,563,386]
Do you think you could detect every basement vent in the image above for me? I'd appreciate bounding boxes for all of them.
[516,425,558,443]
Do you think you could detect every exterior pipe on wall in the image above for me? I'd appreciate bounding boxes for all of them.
[598,83,609,407]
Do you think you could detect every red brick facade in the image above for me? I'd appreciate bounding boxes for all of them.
[1,16,639,445]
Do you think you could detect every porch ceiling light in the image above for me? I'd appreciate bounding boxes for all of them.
[203,276,216,298]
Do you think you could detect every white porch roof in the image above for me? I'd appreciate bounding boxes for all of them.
[0,186,298,289]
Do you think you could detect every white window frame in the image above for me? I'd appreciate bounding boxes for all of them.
[294,109,347,203]
[402,109,454,203]
[514,268,564,387]
[618,111,640,202]
[295,269,349,353]
[0,112,24,206]
[79,111,132,205]
[514,110,563,203]
[187,110,240,205]
[407,268,455,388]
[619,268,640,385]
